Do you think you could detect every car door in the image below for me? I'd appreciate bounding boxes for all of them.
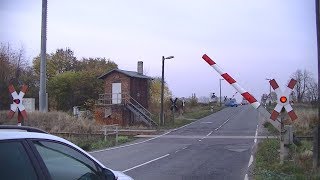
[27,139,115,180]
[0,139,47,180]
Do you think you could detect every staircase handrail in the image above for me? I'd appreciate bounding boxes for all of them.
[123,94,153,117]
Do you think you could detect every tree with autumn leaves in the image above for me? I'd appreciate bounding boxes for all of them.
[148,77,172,114]
[0,44,119,111]
[32,48,118,111]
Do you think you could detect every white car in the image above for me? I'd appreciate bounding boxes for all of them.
[0,125,133,180]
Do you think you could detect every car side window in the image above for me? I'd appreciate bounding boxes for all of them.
[33,140,103,180]
[0,141,38,180]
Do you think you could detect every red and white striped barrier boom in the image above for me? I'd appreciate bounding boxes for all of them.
[202,54,260,108]
[202,54,281,131]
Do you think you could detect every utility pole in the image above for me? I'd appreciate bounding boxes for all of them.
[160,56,165,125]
[266,78,272,105]
[219,79,224,106]
[160,56,174,126]
[266,78,272,96]
[314,0,320,169]
[39,0,48,112]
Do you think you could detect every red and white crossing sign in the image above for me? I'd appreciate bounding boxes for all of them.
[7,84,28,125]
[269,79,298,121]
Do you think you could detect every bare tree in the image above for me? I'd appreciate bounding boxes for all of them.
[0,43,31,109]
[291,69,313,103]
[305,78,318,102]
[198,96,210,104]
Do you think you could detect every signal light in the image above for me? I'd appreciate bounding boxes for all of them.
[280,96,287,103]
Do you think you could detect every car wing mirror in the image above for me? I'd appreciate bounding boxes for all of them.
[102,168,116,180]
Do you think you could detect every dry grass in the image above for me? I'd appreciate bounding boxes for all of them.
[0,111,139,151]
[254,139,319,179]
[0,111,101,133]
[291,105,318,136]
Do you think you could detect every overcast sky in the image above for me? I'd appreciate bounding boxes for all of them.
[0,0,318,102]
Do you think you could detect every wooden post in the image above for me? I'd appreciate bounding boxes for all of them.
[115,125,118,146]
[172,107,175,125]
[314,125,319,169]
[104,126,107,141]
[280,109,289,164]
[280,116,285,164]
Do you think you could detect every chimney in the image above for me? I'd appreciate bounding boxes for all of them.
[137,61,143,75]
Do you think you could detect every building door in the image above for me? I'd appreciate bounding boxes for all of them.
[112,83,121,104]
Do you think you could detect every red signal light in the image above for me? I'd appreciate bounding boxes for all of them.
[280,96,287,103]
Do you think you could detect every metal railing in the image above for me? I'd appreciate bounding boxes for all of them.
[125,94,152,118]
[96,93,123,105]
[96,93,153,117]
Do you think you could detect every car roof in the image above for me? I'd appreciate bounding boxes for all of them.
[0,131,63,141]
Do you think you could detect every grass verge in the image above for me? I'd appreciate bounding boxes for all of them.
[160,105,223,129]
[162,118,196,129]
[263,121,279,135]
[183,109,212,119]
[254,139,319,179]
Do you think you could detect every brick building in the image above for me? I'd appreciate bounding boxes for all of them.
[94,61,157,127]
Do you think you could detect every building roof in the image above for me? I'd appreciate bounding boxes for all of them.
[98,69,152,79]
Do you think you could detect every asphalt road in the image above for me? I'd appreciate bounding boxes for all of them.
[91,105,259,180]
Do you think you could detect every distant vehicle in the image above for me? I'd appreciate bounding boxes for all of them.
[0,125,133,180]
[241,99,249,105]
[225,98,238,107]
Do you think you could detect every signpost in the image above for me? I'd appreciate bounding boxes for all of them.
[170,98,178,124]
[211,93,216,100]
[7,84,28,126]
[268,79,297,164]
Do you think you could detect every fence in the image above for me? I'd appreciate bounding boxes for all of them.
[52,124,119,145]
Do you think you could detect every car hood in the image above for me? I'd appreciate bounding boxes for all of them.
[112,170,134,180]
